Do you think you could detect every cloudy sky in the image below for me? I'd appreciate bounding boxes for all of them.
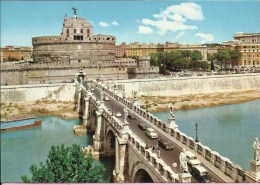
[1,1,260,46]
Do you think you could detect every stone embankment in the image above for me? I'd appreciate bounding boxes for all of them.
[118,73,260,97]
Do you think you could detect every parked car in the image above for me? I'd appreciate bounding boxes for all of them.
[128,113,136,120]
[186,151,201,168]
[157,138,174,150]
[91,88,94,91]
[138,122,148,130]
[115,112,122,117]
[191,165,212,183]
[104,96,109,101]
[146,128,158,139]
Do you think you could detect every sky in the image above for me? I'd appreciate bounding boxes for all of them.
[1,0,260,46]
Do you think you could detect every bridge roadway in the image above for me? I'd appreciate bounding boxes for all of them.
[90,84,233,183]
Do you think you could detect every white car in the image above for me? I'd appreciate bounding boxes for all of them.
[104,96,109,101]
[146,128,158,139]
[186,151,201,167]
[115,112,122,117]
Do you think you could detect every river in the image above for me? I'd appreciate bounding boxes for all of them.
[1,100,260,182]
[0,116,114,182]
[153,99,260,170]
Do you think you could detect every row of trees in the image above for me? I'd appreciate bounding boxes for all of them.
[21,144,108,183]
[150,50,209,73]
[149,48,241,73]
[208,49,241,70]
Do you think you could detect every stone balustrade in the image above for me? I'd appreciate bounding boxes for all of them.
[128,132,178,182]
[92,80,246,182]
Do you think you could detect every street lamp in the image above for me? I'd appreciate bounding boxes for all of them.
[195,123,199,143]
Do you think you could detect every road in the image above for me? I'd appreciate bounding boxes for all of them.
[89,83,224,183]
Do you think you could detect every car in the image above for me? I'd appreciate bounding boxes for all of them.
[91,88,94,91]
[104,96,109,101]
[146,128,158,139]
[186,151,201,168]
[138,122,148,130]
[191,165,212,183]
[128,113,136,120]
[157,138,174,150]
[115,112,122,117]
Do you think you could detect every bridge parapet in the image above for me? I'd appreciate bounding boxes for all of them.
[128,131,178,182]
[93,80,246,182]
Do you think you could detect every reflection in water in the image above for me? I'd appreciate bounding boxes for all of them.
[153,99,260,170]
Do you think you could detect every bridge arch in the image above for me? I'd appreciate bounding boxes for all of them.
[105,127,116,155]
[131,161,161,182]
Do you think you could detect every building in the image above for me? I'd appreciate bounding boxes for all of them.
[32,12,115,66]
[115,42,126,58]
[117,42,208,61]
[223,33,260,66]
[1,8,159,85]
[1,46,33,63]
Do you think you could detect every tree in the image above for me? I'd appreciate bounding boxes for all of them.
[21,144,107,183]
[229,50,241,67]
[215,49,230,70]
[208,53,215,71]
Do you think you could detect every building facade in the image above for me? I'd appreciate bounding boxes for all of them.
[116,42,208,61]
[223,33,260,67]
[1,46,33,63]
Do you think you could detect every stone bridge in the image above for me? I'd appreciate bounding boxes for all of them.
[74,73,260,183]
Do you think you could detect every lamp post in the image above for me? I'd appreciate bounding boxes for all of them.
[195,123,199,143]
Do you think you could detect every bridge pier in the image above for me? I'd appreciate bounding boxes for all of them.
[83,96,90,126]
[114,137,127,182]
[76,86,82,113]
[93,110,102,151]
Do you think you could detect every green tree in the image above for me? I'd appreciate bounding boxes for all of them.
[21,144,107,183]
[190,50,202,62]
[208,53,216,71]
[215,49,230,70]
[229,50,241,67]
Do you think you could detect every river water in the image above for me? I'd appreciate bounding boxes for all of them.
[1,100,260,182]
[0,116,114,182]
[153,99,260,170]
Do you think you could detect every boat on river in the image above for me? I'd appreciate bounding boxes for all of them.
[0,114,41,131]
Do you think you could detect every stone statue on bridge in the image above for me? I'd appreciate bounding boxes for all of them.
[179,149,188,173]
[124,107,128,120]
[168,103,175,118]
[253,138,260,161]
[100,91,104,101]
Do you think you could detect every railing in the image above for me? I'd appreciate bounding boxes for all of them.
[91,80,246,182]
[128,131,178,182]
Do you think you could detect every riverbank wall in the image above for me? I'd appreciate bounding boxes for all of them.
[1,83,76,103]
[116,73,260,97]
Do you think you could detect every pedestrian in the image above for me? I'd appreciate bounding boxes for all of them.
[157,148,161,158]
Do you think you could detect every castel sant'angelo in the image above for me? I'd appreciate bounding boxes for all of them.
[1,8,159,85]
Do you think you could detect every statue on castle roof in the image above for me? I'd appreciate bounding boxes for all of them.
[72,7,78,16]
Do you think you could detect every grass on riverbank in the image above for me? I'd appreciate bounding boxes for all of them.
[0,100,78,119]
[138,89,260,112]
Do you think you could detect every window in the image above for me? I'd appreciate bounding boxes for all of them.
[74,29,76,33]
[81,29,83,33]
[78,60,81,63]
[87,29,90,33]
[67,29,69,33]
[74,35,83,40]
